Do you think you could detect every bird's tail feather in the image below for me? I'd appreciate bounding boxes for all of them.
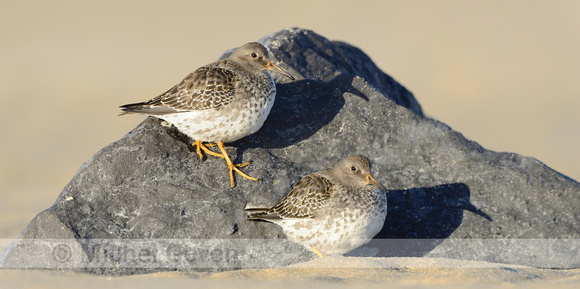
[119,102,179,116]
[118,102,148,116]
[245,207,282,220]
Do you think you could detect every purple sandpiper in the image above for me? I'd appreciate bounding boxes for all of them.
[119,42,294,188]
[246,155,388,257]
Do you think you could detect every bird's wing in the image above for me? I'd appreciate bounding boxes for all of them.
[264,174,334,219]
[120,66,237,115]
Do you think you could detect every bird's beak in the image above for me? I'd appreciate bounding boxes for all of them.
[366,174,388,193]
[267,62,295,80]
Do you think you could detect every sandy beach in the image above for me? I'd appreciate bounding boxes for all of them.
[1,257,579,289]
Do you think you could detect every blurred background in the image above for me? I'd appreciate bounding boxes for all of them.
[1,0,578,238]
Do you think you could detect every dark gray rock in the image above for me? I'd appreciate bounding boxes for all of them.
[1,28,578,274]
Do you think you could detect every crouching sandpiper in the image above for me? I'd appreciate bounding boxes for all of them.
[246,155,388,257]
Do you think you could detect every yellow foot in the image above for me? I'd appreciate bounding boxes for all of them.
[311,247,324,258]
[192,140,222,160]
[216,141,259,188]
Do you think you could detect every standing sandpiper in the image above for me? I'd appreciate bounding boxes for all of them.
[246,155,388,257]
[120,42,295,187]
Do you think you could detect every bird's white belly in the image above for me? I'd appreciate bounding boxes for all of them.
[159,92,274,143]
[277,206,387,255]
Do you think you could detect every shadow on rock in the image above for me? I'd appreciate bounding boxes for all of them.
[350,183,491,257]
[238,75,369,149]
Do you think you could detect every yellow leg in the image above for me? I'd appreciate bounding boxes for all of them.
[311,247,324,258]
[192,140,222,159]
[216,141,258,188]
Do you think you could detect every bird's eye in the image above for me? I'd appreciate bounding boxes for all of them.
[351,166,357,171]
[251,52,258,58]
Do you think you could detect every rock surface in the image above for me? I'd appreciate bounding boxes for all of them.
[1,28,579,274]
